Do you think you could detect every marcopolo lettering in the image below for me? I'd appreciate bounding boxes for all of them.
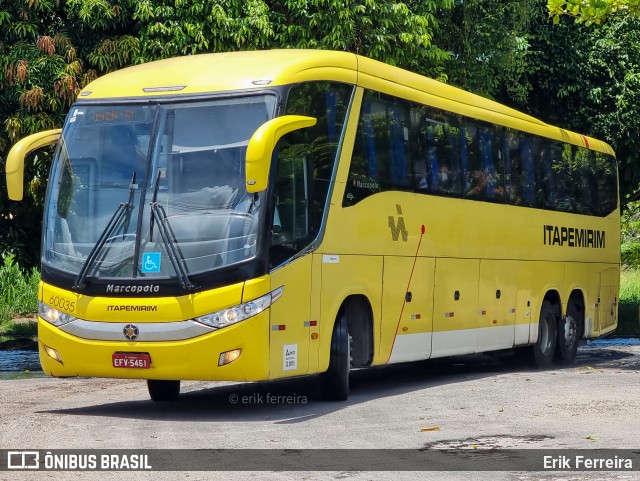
[354,179,380,190]
[543,225,605,248]
[106,284,160,294]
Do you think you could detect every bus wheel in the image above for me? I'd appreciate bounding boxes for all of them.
[321,314,350,401]
[555,306,579,365]
[147,380,180,402]
[534,301,557,368]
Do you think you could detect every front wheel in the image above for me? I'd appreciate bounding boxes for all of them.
[320,314,350,401]
[533,301,558,368]
[147,380,180,402]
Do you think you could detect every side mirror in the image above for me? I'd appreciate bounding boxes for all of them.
[245,115,316,193]
[6,129,62,200]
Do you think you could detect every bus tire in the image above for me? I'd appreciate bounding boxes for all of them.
[534,301,558,368]
[147,380,180,402]
[321,314,350,401]
[555,305,580,365]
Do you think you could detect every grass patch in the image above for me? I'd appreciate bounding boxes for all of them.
[0,320,37,337]
[618,269,640,336]
[0,254,39,324]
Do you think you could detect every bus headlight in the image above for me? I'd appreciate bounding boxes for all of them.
[38,302,77,327]
[194,286,283,329]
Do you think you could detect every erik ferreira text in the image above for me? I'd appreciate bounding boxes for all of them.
[544,455,633,470]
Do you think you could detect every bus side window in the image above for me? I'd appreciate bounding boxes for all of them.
[440,120,463,195]
[350,91,433,200]
[273,155,309,246]
[535,139,554,209]
[594,151,618,216]
[484,125,505,200]
[462,121,485,198]
[344,95,380,202]
[388,103,411,189]
[415,110,462,195]
[572,148,596,215]
[421,122,438,191]
[413,149,429,191]
[520,136,537,206]
[503,130,524,205]
[283,81,352,231]
[549,142,573,212]
[345,92,400,205]
[271,81,353,266]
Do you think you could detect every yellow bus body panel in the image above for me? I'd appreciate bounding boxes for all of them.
[38,278,273,381]
[80,50,357,99]
[37,313,270,381]
[42,281,247,323]
[6,129,61,200]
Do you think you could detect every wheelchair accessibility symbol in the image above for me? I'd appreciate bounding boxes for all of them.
[141,252,161,273]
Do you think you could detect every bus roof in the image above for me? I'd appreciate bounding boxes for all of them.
[79,49,614,155]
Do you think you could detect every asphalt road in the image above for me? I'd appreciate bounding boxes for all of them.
[1,340,640,481]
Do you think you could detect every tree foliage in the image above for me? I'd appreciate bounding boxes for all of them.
[621,201,640,267]
[435,0,534,104]
[548,0,640,25]
[133,0,453,78]
[526,5,640,205]
[0,0,140,266]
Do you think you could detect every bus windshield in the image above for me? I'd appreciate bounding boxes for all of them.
[43,95,276,285]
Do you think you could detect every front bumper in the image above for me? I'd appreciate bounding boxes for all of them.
[37,312,270,381]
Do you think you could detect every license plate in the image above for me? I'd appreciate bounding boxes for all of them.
[112,352,151,369]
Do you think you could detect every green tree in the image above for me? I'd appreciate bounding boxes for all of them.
[548,0,640,25]
[621,201,640,267]
[0,0,141,267]
[527,5,640,205]
[133,0,453,78]
[435,0,534,104]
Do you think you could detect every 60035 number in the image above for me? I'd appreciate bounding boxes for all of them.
[49,296,75,312]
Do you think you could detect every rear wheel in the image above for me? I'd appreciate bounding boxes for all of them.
[321,314,350,401]
[533,301,558,368]
[147,380,180,402]
[555,305,580,365]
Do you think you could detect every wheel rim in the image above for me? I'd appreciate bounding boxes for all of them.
[562,315,577,350]
[540,315,554,356]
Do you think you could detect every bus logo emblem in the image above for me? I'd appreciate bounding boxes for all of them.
[123,324,139,340]
[388,204,408,241]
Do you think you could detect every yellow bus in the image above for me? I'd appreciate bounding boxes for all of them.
[6,50,619,401]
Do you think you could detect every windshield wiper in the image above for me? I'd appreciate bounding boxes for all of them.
[146,169,194,290]
[73,172,137,289]
[149,202,195,291]
[149,169,161,242]
[122,171,137,237]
